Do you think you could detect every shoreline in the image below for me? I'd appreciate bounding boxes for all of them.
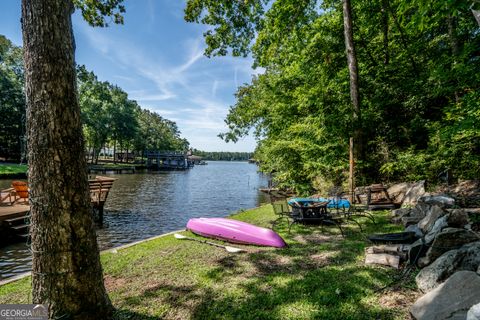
[0,228,187,286]
[0,208,415,319]
[0,205,263,286]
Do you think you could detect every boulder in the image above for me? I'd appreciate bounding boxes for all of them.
[411,202,431,219]
[391,208,412,224]
[424,215,449,244]
[405,224,424,238]
[410,271,480,320]
[467,303,480,320]
[403,180,426,206]
[418,205,445,233]
[392,207,411,217]
[419,228,480,267]
[418,195,455,208]
[388,182,412,204]
[416,249,459,292]
[402,216,424,227]
[402,203,430,227]
[416,241,480,292]
[447,209,470,228]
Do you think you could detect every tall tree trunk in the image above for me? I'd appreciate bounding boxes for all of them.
[342,0,363,160]
[113,139,117,164]
[21,0,113,318]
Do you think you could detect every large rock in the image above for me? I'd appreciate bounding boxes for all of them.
[418,205,445,233]
[418,195,455,208]
[388,182,412,204]
[391,208,412,224]
[392,207,411,217]
[447,209,470,228]
[402,203,430,227]
[416,241,480,292]
[419,228,480,267]
[424,215,449,244]
[467,303,480,320]
[403,180,426,206]
[402,216,424,227]
[411,202,431,219]
[405,224,424,238]
[410,271,480,320]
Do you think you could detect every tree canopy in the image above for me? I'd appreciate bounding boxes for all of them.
[186,0,480,194]
[0,35,189,164]
[0,35,25,161]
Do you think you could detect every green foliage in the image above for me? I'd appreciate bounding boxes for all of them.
[428,90,480,180]
[0,34,189,164]
[191,149,253,161]
[133,109,189,153]
[0,35,25,161]
[184,0,267,57]
[379,148,429,182]
[186,0,480,192]
[77,65,189,163]
[73,0,126,27]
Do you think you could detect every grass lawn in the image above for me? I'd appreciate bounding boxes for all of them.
[0,206,419,319]
[0,164,27,175]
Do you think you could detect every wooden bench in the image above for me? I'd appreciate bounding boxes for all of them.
[88,176,116,222]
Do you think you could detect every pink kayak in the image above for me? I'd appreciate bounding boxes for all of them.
[186,217,287,248]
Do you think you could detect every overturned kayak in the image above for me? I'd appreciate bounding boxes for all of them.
[186,217,287,248]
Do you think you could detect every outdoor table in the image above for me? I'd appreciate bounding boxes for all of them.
[289,200,331,223]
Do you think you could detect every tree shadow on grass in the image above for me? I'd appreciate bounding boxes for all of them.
[191,266,398,320]
[113,212,407,319]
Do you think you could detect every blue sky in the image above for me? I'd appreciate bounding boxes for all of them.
[0,0,261,152]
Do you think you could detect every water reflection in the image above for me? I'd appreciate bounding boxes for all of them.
[0,161,268,280]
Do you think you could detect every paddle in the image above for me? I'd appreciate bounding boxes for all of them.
[174,233,244,253]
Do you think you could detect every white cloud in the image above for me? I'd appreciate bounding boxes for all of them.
[212,80,219,97]
[74,18,259,151]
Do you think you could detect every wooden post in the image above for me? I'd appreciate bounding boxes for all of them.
[349,137,355,204]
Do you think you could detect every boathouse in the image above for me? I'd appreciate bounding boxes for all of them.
[146,151,193,170]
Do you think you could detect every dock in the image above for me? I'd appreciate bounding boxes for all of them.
[0,205,30,241]
[0,176,116,242]
[146,151,193,170]
[88,165,136,174]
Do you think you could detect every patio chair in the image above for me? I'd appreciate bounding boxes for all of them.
[11,181,29,204]
[271,198,292,229]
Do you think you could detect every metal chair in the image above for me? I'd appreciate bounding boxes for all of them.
[271,198,292,229]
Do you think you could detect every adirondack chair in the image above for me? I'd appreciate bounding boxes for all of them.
[11,181,29,204]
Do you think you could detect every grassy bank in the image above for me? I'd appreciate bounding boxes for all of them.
[0,206,418,319]
[0,164,27,179]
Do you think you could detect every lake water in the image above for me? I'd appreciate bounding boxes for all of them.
[0,161,269,280]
